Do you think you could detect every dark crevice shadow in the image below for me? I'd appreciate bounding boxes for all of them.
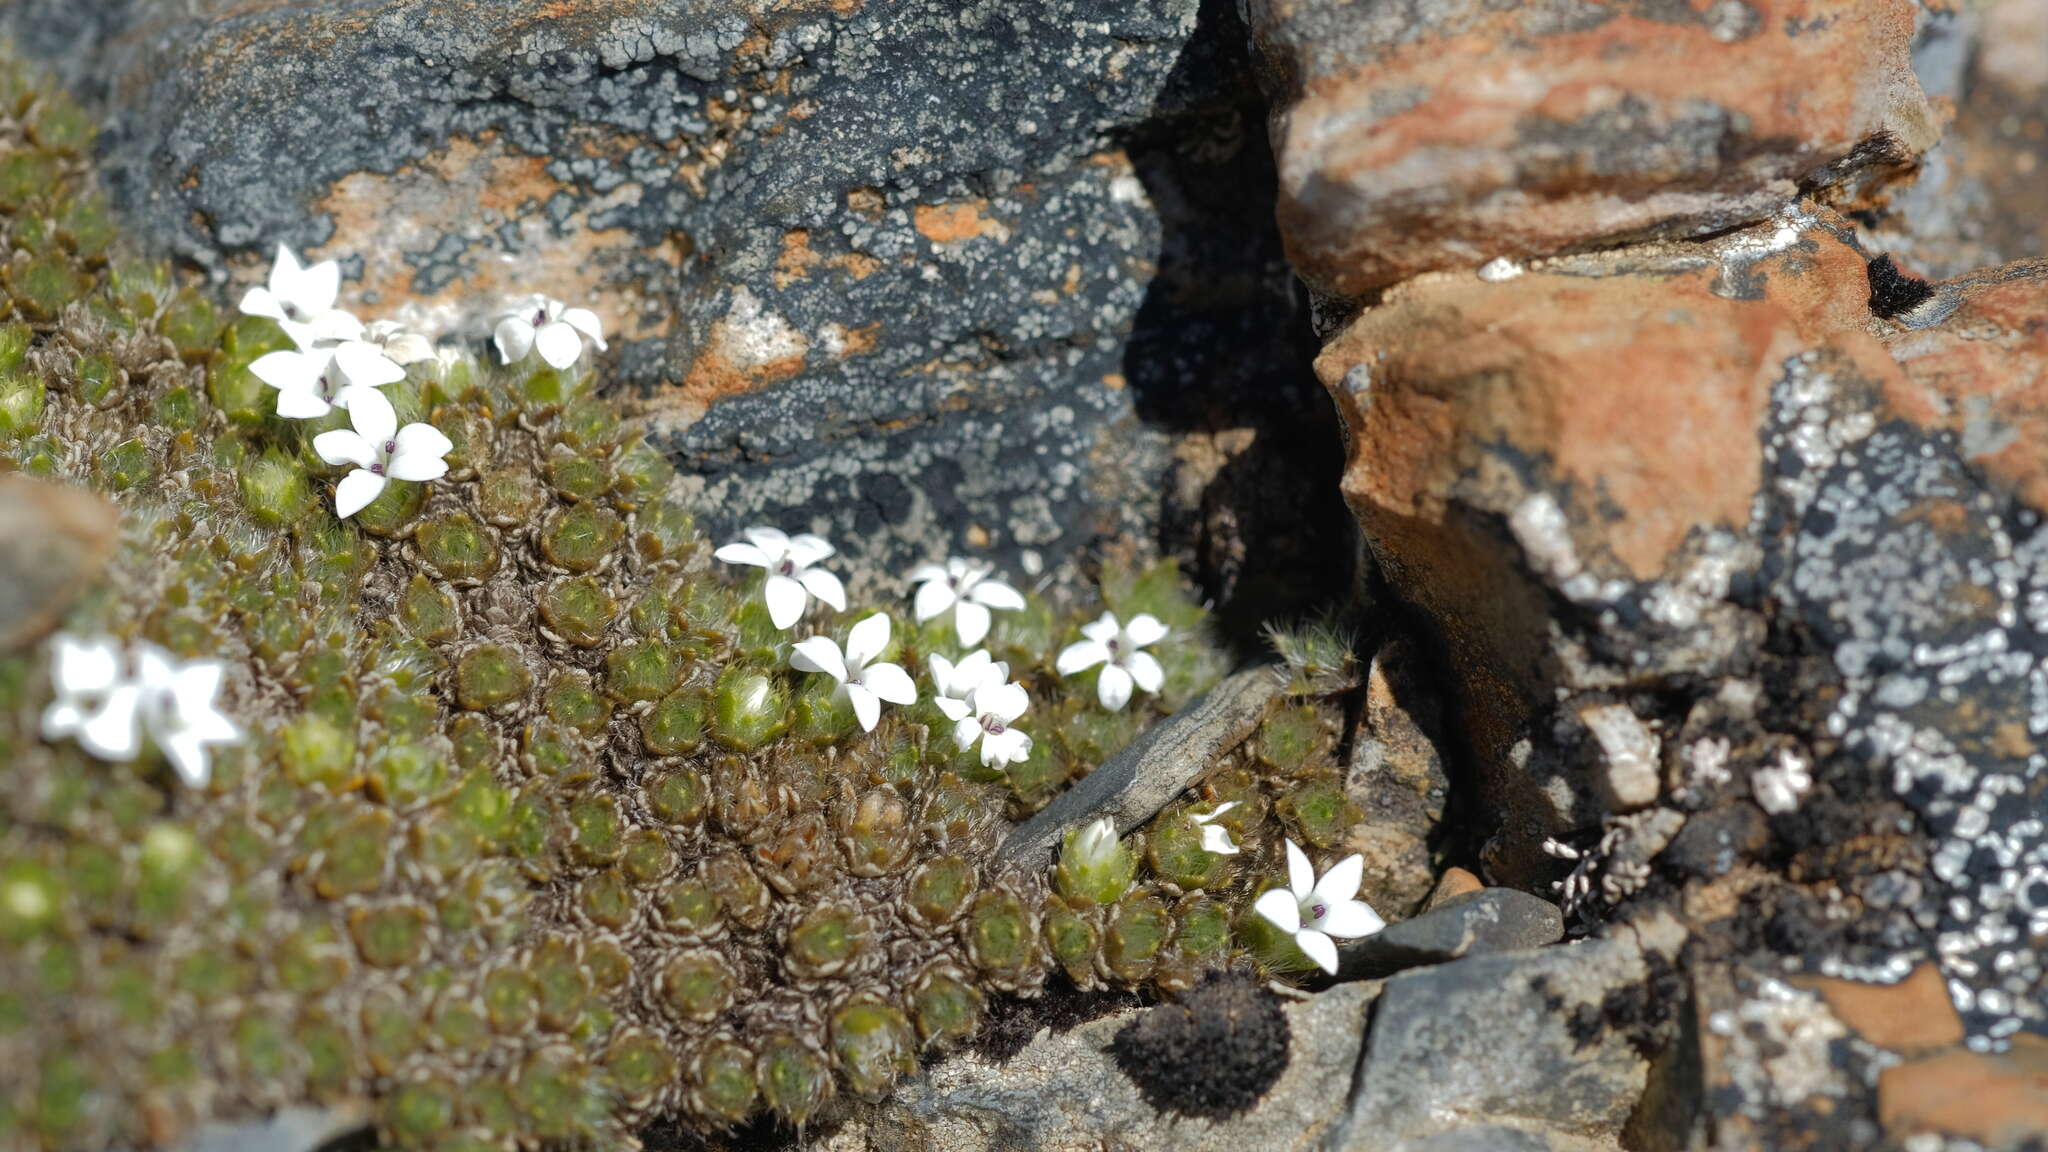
[1115,0,1357,661]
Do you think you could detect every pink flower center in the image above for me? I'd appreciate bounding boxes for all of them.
[981,715,1005,735]
[368,462,384,476]
[532,309,548,326]
[775,558,796,576]
[282,302,303,321]
[1309,903,1327,922]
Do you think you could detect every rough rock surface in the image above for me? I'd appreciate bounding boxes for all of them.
[1245,0,1938,297]
[0,0,1350,634]
[814,981,1379,1152]
[1337,887,1564,980]
[0,475,118,652]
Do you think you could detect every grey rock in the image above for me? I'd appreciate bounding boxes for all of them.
[2,0,1352,629]
[120,1104,371,1152]
[997,663,1281,872]
[1343,636,1451,915]
[1336,933,1673,1150]
[1337,889,1563,981]
[817,980,1380,1152]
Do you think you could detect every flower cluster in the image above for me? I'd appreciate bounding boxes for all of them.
[238,247,607,519]
[40,633,240,788]
[718,531,1175,755]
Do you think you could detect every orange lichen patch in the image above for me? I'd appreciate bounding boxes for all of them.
[278,134,681,344]
[1796,964,1963,1053]
[1101,373,1126,391]
[775,229,821,288]
[1878,1036,2048,1145]
[1884,264,2048,511]
[818,322,881,358]
[915,200,1006,246]
[654,287,810,429]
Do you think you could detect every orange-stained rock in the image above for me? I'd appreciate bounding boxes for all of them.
[1247,0,1937,296]
[1878,1036,2048,1145]
[1884,261,2048,508]
[1313,207,1908,879]
[0,476,121,652]
[1422,867,1483,911]
[1798,963,1964,1053]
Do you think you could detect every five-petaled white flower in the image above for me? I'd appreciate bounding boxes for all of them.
[361,319,436,366]
[238,243,363,348]
[928,649,1008,707]
[713,526,847,630]
[936,676,1033,770]
[1189,801,1241,856]
[494,295,606,370]
[1252,840,1384,975]
[909,557,1027,646]
[251,340,405,420]
[1055,610,1168,711]
[312,387,452,519]
[40,634,240,787]
[789,613,917,733]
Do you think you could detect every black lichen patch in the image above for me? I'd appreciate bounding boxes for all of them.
[1111,973,1289,1120]
[1865,253,1934,318]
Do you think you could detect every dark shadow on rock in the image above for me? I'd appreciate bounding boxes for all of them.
[1118,0,1356,660]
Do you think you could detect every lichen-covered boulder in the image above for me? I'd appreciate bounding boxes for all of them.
[0,0,1350,629]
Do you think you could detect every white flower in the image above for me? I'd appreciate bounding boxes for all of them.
[713,526,847,630]
[237,243,363,347]
[1252,840,1385,975]
[1189,801,1241,856]
[494,295,606,369]
[133,644,239,788]
[39,634,239,787]
[1054,610,1168,711]
[935,676,1033,770]
[40,633,144,762]
[928,649,1008,707]
[250,340,405,420]
[788,613,917,732]
[909,557,1026,646]
[311,387,452,519]
[362,319,436,366]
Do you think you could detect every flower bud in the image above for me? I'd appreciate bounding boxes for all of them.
[1054,816,1134,906]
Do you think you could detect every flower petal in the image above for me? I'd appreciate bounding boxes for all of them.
[975,681,1030,725]
[298,254,341,314]
[561,307,607,348]
[333,469,386,519]
[346,386,397,445]
[953,715,983,751]
[52,634,121,694]
[743,526,790,553]
[494,317,535,364]
[535,321,583,369]
[1311,853,1365,906]
[335,341,406,387]
[847,684,881,732]
[983,728,1028,767]
[786,533,836,567]
[861,661,917,706]
[953,599,991,647]
[76,685,143,761]
[312,429,375,469]
[1198,823,1240,855]
[935,697,971,722]
[789,635,847,682]
[1081,611,1121,643]
[239,286,284,321]
[845,613,892,667]
[1055,639,1109,676]
[158,731,213,788]
[1253,888,1301,935]
[1285,839,1315,900]
[1096,663,1133,711]
[913,577,955,622]
[387,423,452,481]
[908,562,948,584]
[797,567,846,613]
[714,542,771,568]
[1316,899,1384,940]
[272,381,332,420]
[968,579,1026,611]
[763,574,810,630]
[1123,613,1169,647]
[250,349,318,391]
[1296,929,1340,975]
[1125,650,1164,695]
